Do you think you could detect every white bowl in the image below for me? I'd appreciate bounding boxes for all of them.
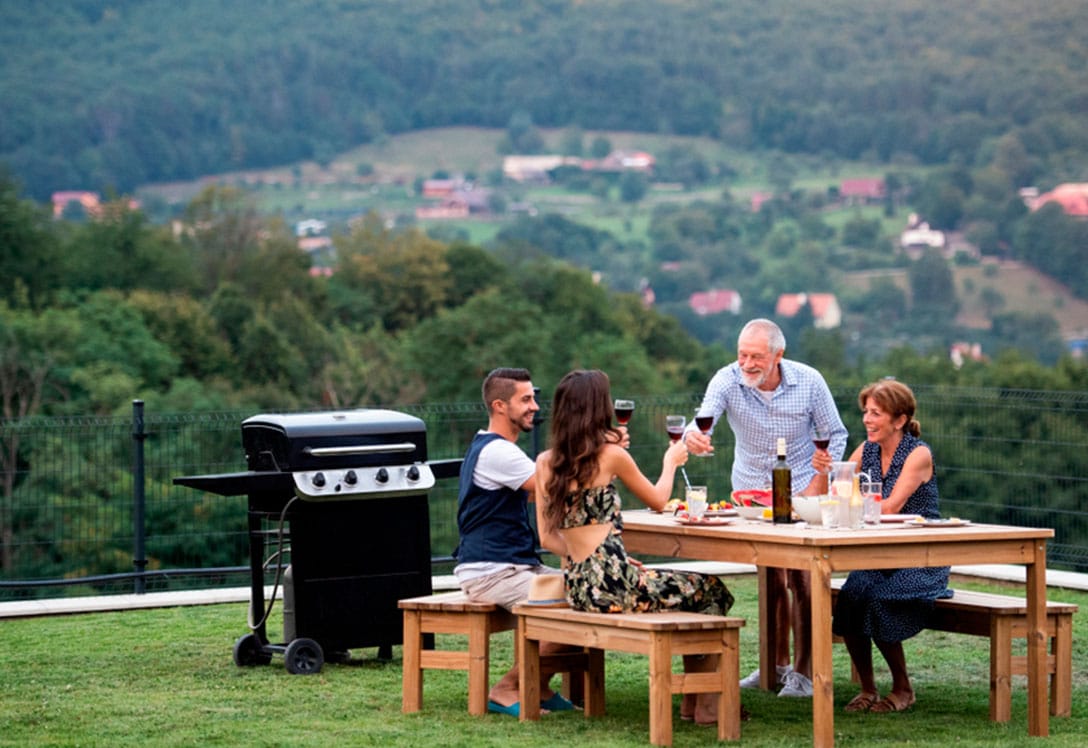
[736,504,765,521]
[792,494,823,525]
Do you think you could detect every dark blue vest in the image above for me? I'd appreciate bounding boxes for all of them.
[453,432,539,566]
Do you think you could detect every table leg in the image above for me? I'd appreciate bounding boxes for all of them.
[757,566,778,690]
[810,558,834,748]
[1026,540,1049,737]
[518,617,542,723]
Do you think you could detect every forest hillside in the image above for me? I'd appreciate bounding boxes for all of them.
[2,0,1086,200]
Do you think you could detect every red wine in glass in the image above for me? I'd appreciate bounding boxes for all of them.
[665,414,686,443]
[614,399,634,426]
[695,415,714,433]
[813,435,830,450]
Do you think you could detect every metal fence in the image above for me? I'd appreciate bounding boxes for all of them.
[2,386,1086,600]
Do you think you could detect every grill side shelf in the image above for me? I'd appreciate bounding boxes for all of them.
[428,459,463,481]
[173,471,294,497]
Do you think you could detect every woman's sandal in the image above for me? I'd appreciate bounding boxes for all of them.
[870,691,916,713]
[844,691,880,713]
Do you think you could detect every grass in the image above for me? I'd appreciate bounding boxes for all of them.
[2,576,1085,747]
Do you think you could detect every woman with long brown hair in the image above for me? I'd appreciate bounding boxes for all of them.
[535,369,736,724]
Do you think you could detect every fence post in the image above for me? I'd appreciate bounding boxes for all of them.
[132,400,147,594]
[531,387,543,459]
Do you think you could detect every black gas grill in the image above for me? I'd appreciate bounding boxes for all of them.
[175,409,452,674]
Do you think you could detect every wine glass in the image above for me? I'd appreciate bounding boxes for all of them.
[812,426,830,488]
[693,411,714,457]
[614,399,635,426]
[665,414,686,443]
[665,414,687,501]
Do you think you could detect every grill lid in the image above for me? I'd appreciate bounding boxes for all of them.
[241,409,433,501]
[243,409,427,472]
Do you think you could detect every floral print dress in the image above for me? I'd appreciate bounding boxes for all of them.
[832,434,951,642]
[560,484,734,615]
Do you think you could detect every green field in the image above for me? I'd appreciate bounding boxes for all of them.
[139,126,902,248]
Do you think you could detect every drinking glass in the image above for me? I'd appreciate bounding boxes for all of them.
[665,415,686,443]
[862,479,883,524]
[685,485,708,520]
[693,411,714,457]
[614,399,635,426]
[819,495,841,529]
[812,426,830,486]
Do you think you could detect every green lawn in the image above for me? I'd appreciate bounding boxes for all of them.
[2,576,1085,746]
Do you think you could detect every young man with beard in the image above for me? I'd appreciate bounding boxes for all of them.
[453,367,574,716]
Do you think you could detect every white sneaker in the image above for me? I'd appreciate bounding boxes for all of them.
[778,670,813,697]
[739,665,792,689]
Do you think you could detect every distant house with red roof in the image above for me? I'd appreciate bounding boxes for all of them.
[750,191,773,212]
[775,292,842,329]
[415,187,492,219]
[839,178,885,204]
[1028,183,1088,217]
[51,191,101,218]
[421,178,467,198]
[689,289,742,316]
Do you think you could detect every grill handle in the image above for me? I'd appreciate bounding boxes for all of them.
[303,442,418,457]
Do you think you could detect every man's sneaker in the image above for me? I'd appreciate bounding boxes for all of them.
[739,664,792,689]
[778,670,814,697]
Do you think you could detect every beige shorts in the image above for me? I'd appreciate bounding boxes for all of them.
[461,565,563,611]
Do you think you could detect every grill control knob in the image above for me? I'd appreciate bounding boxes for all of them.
[344,470,357,485]
[407,465,420,481]
[312,472,326,488]
[376,468,389,484]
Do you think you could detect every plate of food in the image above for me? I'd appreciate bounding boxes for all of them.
[904,517,971,528]
[673,515,734,526]
[880,514,923,523]
[704,504,738,517]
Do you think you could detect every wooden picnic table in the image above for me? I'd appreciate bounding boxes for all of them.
[620,510,1054,747]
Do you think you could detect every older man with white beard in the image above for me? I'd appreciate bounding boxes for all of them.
[684,318,848,698]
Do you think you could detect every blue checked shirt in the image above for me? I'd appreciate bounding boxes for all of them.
[691,359,848,494]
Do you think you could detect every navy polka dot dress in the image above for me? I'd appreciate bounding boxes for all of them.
[832,434,951,643]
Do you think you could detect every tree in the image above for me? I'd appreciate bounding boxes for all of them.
[128,290,235,382]
[60,200,199,295]
[0,303,81,569]
[990,312,1065,366]
[908,250,959,330]
[500,110,545,154]
[334,219,451,332]
[560,127,584,157]
[619,171,649,203]
[66,291,180,410]
[590,135,612,159]
[0,169,63,308]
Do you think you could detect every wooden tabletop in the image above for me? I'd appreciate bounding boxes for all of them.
[621,510,1052,571]
[619,509,1055,746]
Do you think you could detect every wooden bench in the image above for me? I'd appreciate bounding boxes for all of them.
[514,604,745,746]
[399,591,589,716]
[829,579,1077,722]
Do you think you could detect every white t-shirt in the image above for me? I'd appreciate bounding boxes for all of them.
[473,431,535,490]
[454,431,536,583]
